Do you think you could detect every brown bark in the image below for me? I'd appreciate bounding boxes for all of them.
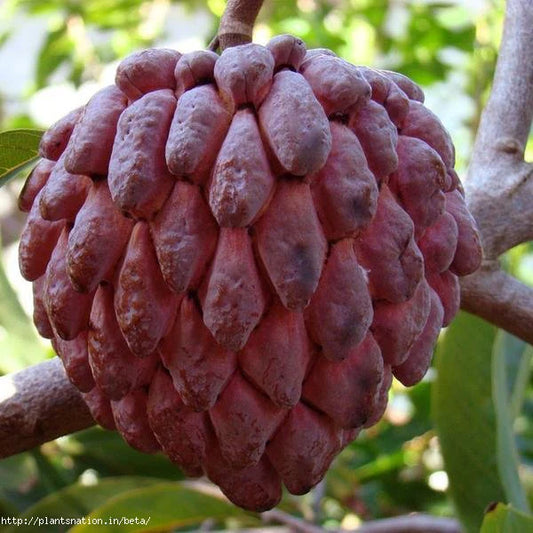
[461,262,533,345]
[460,0,533,341]
[0,357,94,458]
[212,0,265,51]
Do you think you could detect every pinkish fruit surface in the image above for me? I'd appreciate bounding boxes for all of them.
[18,36,482,512]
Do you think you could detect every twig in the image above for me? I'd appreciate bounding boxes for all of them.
[262,509,326,533]
[262,509,461,533]
[460,0,533,342]
[0,357,94,458]
[352,513,461,533]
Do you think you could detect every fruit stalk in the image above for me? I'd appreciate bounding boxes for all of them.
[212,0,265,51]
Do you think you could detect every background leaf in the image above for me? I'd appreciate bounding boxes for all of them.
[0,245,46,373]
[62,428,186,480]
[0,130,43,187]
[433,311,507,533]
[1,477,164,533]
[480,502,533,533]
[492,332,531,513]
[70,483,254,533]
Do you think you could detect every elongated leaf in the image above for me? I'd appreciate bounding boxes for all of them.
[0,129,43,187]
[0,246,45,373]
[65,428,185,480]
[70,483,254,532]
[492,332,531,513]
[2,477,164,533]
[507,342,533,420]
[0,156,40,189]
[433,311,506,533]
[480,503,533,533]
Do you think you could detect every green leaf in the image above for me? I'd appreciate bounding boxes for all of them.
[492,332,531,513]
[433,311,507,533]
[0,129,43,188]
[70,483,253,532]
[0,246,45,373]
[65,428,185,480]
[481,503,533,533]
[1,477,164,533]
[504,338,532,420]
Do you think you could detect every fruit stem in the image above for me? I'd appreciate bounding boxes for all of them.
[210,0,265,51]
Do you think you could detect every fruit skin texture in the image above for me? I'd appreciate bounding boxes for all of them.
[20,36,482,512]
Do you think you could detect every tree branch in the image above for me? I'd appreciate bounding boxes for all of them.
[465,160,533,260]
[465,0,533,259]
[461,262,533,345]
[460,0,533,341]
[262,509,461,533]
[0,357,94,458]
[469,0,533,170]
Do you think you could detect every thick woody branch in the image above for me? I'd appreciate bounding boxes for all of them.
[461,262,533,346]
[461,0,533,341]
[0,357,94,458]
[465,159,533,259]
[465,0,533,259]
[468,0,533,171]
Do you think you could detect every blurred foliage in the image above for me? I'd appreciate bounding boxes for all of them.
[1,0,205,92]
[433,312,532,532]
[0,0,504,132]
[3,478,256,533]
[260,0,478,85]
[1,0,532,532]
[0,237,47,373]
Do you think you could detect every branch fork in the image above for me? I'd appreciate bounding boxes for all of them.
[460,0,533,344]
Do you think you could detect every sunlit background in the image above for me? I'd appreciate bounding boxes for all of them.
[0,1,532,531]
